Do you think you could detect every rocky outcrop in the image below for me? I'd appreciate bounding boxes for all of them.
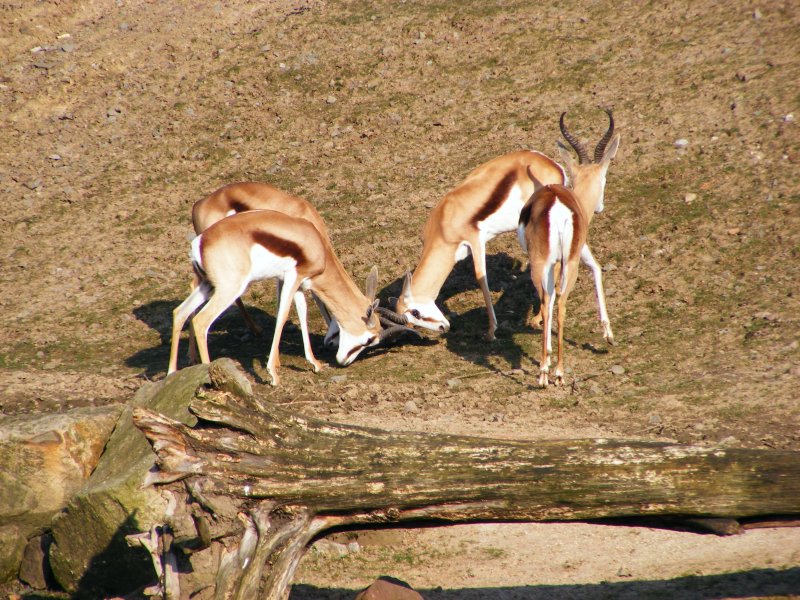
[47,362,212,597]
[0,405,122,583]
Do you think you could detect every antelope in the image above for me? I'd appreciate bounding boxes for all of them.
[167,209,413,385]
[394,151,567,341]
[519,111,620,387]
[190,182,340,348]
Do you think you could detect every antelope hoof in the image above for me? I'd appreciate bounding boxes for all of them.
[602,322,615,345]
[311,360,323,374]
[484,330,497,342]
[554,372,565,386]
[267,365,280,387]
[538,370,549,388]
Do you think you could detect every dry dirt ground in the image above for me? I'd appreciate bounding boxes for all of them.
[1,0,799,598]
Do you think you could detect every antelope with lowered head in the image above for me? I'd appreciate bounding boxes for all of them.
[191,182,340,348]
[395,150,567,341]
[168,209,413,385]
[518,110,620,387]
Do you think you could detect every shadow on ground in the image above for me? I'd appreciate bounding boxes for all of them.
[290,567,800,599]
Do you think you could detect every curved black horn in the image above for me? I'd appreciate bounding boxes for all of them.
[378,324,422,343]
[376,306,409,325]
[559,111,589,164]
[594,109,615,163]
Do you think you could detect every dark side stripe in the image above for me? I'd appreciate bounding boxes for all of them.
[471,171,516,225]
[230,200,251,213]
[251,231,306,264]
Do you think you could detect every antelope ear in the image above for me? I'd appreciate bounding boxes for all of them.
[600,132,621,165]
[365,298,380,327]
[556,140,577,178]
[401,270,413,300]
[365,266,378,302]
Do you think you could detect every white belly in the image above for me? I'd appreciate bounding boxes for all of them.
[249,245,298,281]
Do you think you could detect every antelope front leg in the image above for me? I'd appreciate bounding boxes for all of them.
[581,244,614,345]
[293,290,322,373]
[266,275,301,386]
[471,238,498,341]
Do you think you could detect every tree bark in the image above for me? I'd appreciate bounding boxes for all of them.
[131,361,800,599]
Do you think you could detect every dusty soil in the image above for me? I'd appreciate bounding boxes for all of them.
[1,0,798,598]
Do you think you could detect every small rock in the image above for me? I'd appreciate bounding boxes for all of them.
[617,566,633,578]
[325,95,337,104]
[783,113,795,123]
[313,539,349,557]
[684,192,697,204]
[674,138,689,148]
[602,262,617,272]
[726,227,741,235]
[753,8,762,19]
[60,42,75,53]
[355,578,424,600]
[446,378,461,388]
[718,436,740,447]
[48,154,62,161]
[610,365,625,376]
[648,413,662,426]
[19,535,52,589]
[330,375,347,383]
[403,400,419,414]
[753,311,778,321]
[24,178,42,190]
[347,541,361,554]
[119,22,131,31]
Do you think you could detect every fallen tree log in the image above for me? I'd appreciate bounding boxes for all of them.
[131,361,800,600]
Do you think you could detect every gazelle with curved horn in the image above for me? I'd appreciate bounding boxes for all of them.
[395,151,567,340]
[168,209,413,385]
[518,110,620,387]
[191,182,340,348]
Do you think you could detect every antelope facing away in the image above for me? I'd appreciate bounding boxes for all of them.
[395,150,567,341]
[191,182,340,348]
[168,209,413,385]
[518,111,620,387]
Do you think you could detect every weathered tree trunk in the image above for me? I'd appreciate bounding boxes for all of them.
[132,361,800,599]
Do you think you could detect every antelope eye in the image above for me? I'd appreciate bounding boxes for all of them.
[411,309,421,319]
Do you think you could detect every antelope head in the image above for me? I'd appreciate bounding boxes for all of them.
[393,270,451,334]
[335,267,418,365]
[557,109,620,216]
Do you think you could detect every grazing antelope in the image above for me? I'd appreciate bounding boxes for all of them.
[519,111,620,387]
[191,182,340,348]
[395,151,567,340]
[167,210,413,385]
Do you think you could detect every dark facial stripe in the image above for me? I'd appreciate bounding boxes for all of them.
[345,335,376,360]
[471,171,517,225]
[251,231,306,264]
